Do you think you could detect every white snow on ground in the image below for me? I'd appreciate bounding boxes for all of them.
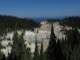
[0,21,73,57]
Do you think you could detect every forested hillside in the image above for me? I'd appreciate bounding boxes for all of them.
[47,16,80,28]
[0,15,40,35]
[60,16,80,28]
[0,15,80,60]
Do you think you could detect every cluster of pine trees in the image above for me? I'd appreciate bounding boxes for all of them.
[47,24,80,60]
[60,16,80,28]
[0,15,40,35]
[0,23,80,60]
[0,30,46,60]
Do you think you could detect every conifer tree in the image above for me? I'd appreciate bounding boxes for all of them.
[33,40,39,60]
[26,47,32,60]
[18,30,27,60]
[8,31,31,60]
[1,55,6,60]
[47,24,57,60]
[56,40,64,60]
[66,28,79,49]
[63,28,80,60]
[39,41,44,60]
[9,30,29,60]
[10,31,19,60]
[0,41,4,60]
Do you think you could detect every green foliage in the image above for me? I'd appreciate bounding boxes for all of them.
[33,40,39,60]
[10,31,20,60]
[1,16,80,60]
[47,16,80,28]
[47,18,61,23]
[8,30,32,60]
[39,41,44,60]
[18,31,27,60]
[55,40,64,60]
[26,47,32,60]
[0,41,4,60]
[0,15,40,35]
[47,24,57,60]
[61,16,80,28]
[61,28,80,60]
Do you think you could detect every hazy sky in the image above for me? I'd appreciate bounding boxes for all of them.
[0,0,80,18]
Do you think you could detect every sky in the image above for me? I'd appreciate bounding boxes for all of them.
[0,0,80,18]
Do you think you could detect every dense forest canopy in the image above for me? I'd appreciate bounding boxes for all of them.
[0,15,40,34]
[60,16,80,28]
[0,15,80,60]
[47,16,80,28]
[0,15,80,35]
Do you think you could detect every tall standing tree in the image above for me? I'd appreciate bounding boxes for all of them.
[56,40,64,60]
[33,40,39,60]
[26,47,32,60]
[8,30,29,60]
[7,31,19,60]
[0,40,4,60]
[1,54,6,60]
[18,30,28,60]
[39,41,44,60]
[47,24,57,60]
[62,28,80,60]
[66,28,79,49]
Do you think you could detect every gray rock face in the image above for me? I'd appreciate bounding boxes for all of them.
[0,21,73,57]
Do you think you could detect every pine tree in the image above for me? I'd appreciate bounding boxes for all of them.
[10,31,19,60]
[39,41,44,60]
[0,41,3,60]
[9,30,29,60]
[47,24,57,60]
[70,28,80,60]
[63,28,80,60]
[18,30,27,60]
[33,40,39,60]
[0,40,6,60]
[7,52,17,60]
[56,40,64,60]
[26,47,32,60]
[66,28,79,49]
[1,54,6,60]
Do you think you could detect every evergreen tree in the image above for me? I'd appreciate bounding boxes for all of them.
[66,28,79,49]
[56,40,64,60]
[26,47,32,60]
[1,55,6,60]
[47,24,64,60]
[33,40,39,60]
[62,28,80,60]
[0,40,4,60]
[39,41,44,60]
[70,28,80,60]
[18,30,27,60]
[47,24,57,60]
[8,30,32,60]
[9,30,29,60]
[7,52,17,60]
[11,31,19,60]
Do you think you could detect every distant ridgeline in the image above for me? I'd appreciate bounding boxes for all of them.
[0,15,80,35]
[0,15,40,35]
[60,16,80,28]
[47,16,80,28]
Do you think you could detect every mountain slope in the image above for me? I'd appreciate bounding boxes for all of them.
[0,15,40,35]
